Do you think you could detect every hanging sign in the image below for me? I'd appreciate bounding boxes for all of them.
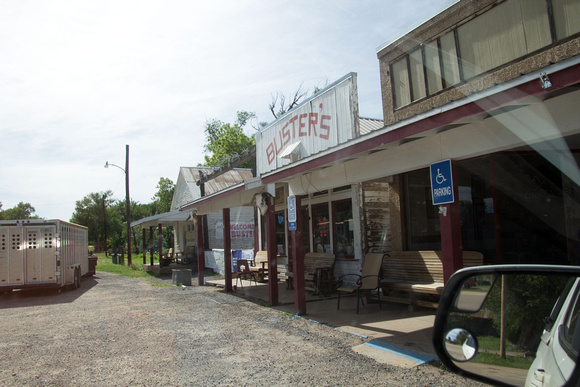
[430,159,454,205]
[288,196,297,231]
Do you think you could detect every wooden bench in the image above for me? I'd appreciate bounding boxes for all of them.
[288,252,335,295]
[380,250,484,310]
[250,251,269,282]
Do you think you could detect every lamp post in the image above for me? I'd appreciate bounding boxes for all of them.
[104,144,132,266]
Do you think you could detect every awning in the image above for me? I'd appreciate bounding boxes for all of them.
[131,210,191,228]
[278,141,302,159]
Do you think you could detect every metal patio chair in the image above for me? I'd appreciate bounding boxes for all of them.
[336,253,387,314]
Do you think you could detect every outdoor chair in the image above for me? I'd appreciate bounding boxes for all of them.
[336,253,387,314]
[234,259,257,287]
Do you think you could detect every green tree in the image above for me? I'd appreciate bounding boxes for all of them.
[202,111,256,168]
[486,274,569,352]
[0,202,41,220]
[151,177,175,214]
[71,191,117,252]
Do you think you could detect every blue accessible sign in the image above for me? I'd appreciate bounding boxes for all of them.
[430,159,454,205]
[288,196,297,231]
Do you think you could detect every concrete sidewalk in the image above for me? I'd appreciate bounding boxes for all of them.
[206,278,438,367]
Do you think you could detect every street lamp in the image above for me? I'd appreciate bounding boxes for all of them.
[104,144,132,266]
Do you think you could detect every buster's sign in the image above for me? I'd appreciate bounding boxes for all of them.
[256,73,358,175]
[265,104,331,165]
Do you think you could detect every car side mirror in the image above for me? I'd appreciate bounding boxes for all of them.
[432,265,580,387]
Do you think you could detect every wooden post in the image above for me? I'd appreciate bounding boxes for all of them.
[142,228,147,265]
[440,160,463,283]
[197,215,205,285]
[291,196,306,315]
[267,195,278,306]
[158,223,163,267]
[149,226,154,266]
[223,209,232,292]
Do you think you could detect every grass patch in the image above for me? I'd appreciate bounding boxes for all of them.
[473,351,533,369]
[472,336,532,369]
[147,279,173,288]
[477,336,519,352]
[95,252,159,279]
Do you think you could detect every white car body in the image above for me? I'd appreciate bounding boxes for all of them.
[526,278,580,386]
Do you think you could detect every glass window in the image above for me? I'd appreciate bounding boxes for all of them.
[440,31,461,86]
[425,41,443,95]
[409,48,426,101]
[553,0,580,40]
[404,169,441,250]
[333,200,354,259]
[457,0,550,79]
[392,57,411,109]
[312,203,331,253]
[561,286,580,358]
[275,210,286,255]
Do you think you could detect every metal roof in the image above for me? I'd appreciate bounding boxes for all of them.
[359,117,384,136]
[131,210,191,228]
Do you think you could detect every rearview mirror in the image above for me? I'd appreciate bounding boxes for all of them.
[432,265,580,387]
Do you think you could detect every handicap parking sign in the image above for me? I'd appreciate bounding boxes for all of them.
[430,160,454,205]
[288,196,297,231]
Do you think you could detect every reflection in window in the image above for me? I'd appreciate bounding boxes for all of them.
[312,204,330,253]
[275,210,286,255]
[333,200,354,258]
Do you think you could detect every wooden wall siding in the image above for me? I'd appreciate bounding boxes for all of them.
[362,181,393,253]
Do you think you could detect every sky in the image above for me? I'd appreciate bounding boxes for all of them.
[0,0,454,221]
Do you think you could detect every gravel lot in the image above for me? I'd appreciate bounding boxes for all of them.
[0,272,485,386]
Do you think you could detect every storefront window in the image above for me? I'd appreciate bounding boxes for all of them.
[404,170,441,250]
[275,210,286,255]
[403,150,571,265]
[333,200,354,259]
[312,203,330,253]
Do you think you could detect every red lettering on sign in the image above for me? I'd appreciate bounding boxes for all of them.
[320,115,331,140]
[265,103,332,165]
[266,143,275,164]
[298,114,308,137]
[274,130,283,155]
[281,121,290,147]
[289,115,298,139]
[308,113,318,136]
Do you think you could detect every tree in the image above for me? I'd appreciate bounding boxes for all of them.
[202,111,256,168]
[0,202,40,220]
[268,83,308,119]
[151,177,175,214]
[486,274,569,352]
[71,191,117,252]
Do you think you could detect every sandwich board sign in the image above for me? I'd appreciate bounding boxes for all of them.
[430,159,454,205]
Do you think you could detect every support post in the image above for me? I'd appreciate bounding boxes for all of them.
[440,160,463,283]
[267,195,278,306]
[291,196,306,315]
[158,223,163,267]
[223,209,232,292]
[142,228,147,265]
[149,226,154,266]
[197,215,205,285]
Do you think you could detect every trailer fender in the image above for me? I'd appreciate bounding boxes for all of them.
[67,264,81,290]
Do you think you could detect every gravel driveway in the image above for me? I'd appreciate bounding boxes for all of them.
[0,272,484,386]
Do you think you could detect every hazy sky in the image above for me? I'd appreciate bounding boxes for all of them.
[0,0,454,220]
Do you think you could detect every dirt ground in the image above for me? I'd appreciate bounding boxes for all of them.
[0,272,486,386]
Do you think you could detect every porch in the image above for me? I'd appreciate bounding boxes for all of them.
[206,277,438,367]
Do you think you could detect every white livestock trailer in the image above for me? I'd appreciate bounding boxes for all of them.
[0,219,89,294]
